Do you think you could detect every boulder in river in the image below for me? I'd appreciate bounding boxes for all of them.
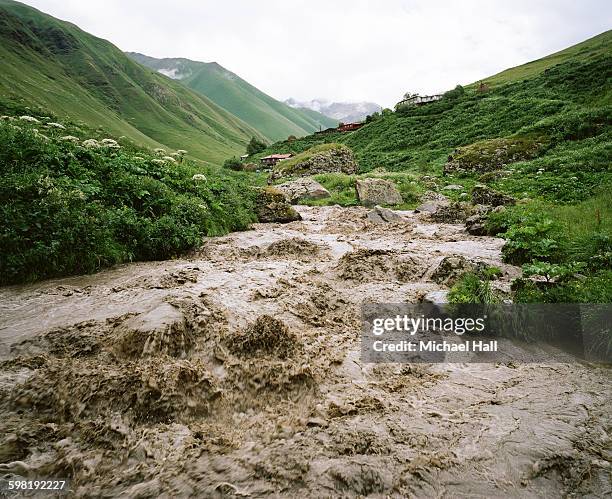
[366,205,405,223]
[465,205,505,235]
[415,191,449,214]
[355,178,403,206]
[276,177,330,204]
[254,187,301,223]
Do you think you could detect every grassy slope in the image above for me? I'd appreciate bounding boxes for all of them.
[471,30,612,88]
[128,53,338,142]
[0,0,264,165]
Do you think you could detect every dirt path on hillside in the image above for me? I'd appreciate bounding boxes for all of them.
[0,206,610,498]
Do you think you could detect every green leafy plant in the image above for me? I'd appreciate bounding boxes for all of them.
[502,218,561,264]
[522,261,586,282]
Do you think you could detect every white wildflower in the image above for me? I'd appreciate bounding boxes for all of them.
[151,159,165,165]
[162,156,176,163]
[133,156,145,161]
[82,139,101,148]
[61,135,80,143]
[176,149,187,155]
[19,115,40,123]
[192,174,207,182]
[100,138,120,148]
[153,147,166,156]
[47,122,65,130]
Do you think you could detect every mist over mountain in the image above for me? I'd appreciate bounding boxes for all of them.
[285,98,382,124]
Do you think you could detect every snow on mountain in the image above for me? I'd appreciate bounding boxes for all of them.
[285,98,381,123]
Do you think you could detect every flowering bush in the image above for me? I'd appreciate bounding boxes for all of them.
[0,120,256,284]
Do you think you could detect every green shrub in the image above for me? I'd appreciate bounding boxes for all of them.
[0,121,256,284]
[514,270,612,303]
[448,270,499,304]
[246,136,267,155]
[223,157,243,171]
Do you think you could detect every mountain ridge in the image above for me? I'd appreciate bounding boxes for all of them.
[127,52,338,141]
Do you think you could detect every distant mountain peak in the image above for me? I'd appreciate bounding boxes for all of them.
[285,98,381,123]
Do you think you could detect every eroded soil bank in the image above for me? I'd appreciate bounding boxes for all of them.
[0,206,610,497]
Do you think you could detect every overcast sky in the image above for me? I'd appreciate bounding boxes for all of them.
[22,0,612,107]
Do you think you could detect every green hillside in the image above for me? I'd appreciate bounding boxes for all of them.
[127,53,338,142]
[255,30,612,302]
[257,30,611,179]
[470,30,612,88]
[0,0,264,165]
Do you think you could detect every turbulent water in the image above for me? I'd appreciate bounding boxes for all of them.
[0,205,610,497]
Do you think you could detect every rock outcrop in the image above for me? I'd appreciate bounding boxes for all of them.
[355,178,403,206]
[444,135,547,174]
[429,256,474,286]
[429,202,471,223]
[465,204,506,236]
[271,144,357,180]
[276,178,330,204]
[254,187,301,223]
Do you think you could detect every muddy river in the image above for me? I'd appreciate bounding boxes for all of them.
[0,205,609,497]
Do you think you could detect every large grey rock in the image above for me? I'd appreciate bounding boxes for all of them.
[366,205,405,223]
[429,256,474,286]
[443,184,464,191]
[465,205,505,235]
[355,178,403,206]
[430,202,471,223]
[270,145,357,180]
[254,187,301,223]
[415,191,449,214]
[422,290,449,304]
[276,177,330,204]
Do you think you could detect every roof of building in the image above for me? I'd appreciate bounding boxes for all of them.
[261,153,293,160]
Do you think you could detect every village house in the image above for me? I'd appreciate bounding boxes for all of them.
[260,153,293,166]
[314,122,364,134]
[337,122,364,132]
[395,94,443,108]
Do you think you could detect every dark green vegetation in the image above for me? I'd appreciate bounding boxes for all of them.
[0,0,264,165]
[448,267,502,304]
[0,117,256,285]
[257,30,612,302]
[127,53,338,142]
[246,137,267,155]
